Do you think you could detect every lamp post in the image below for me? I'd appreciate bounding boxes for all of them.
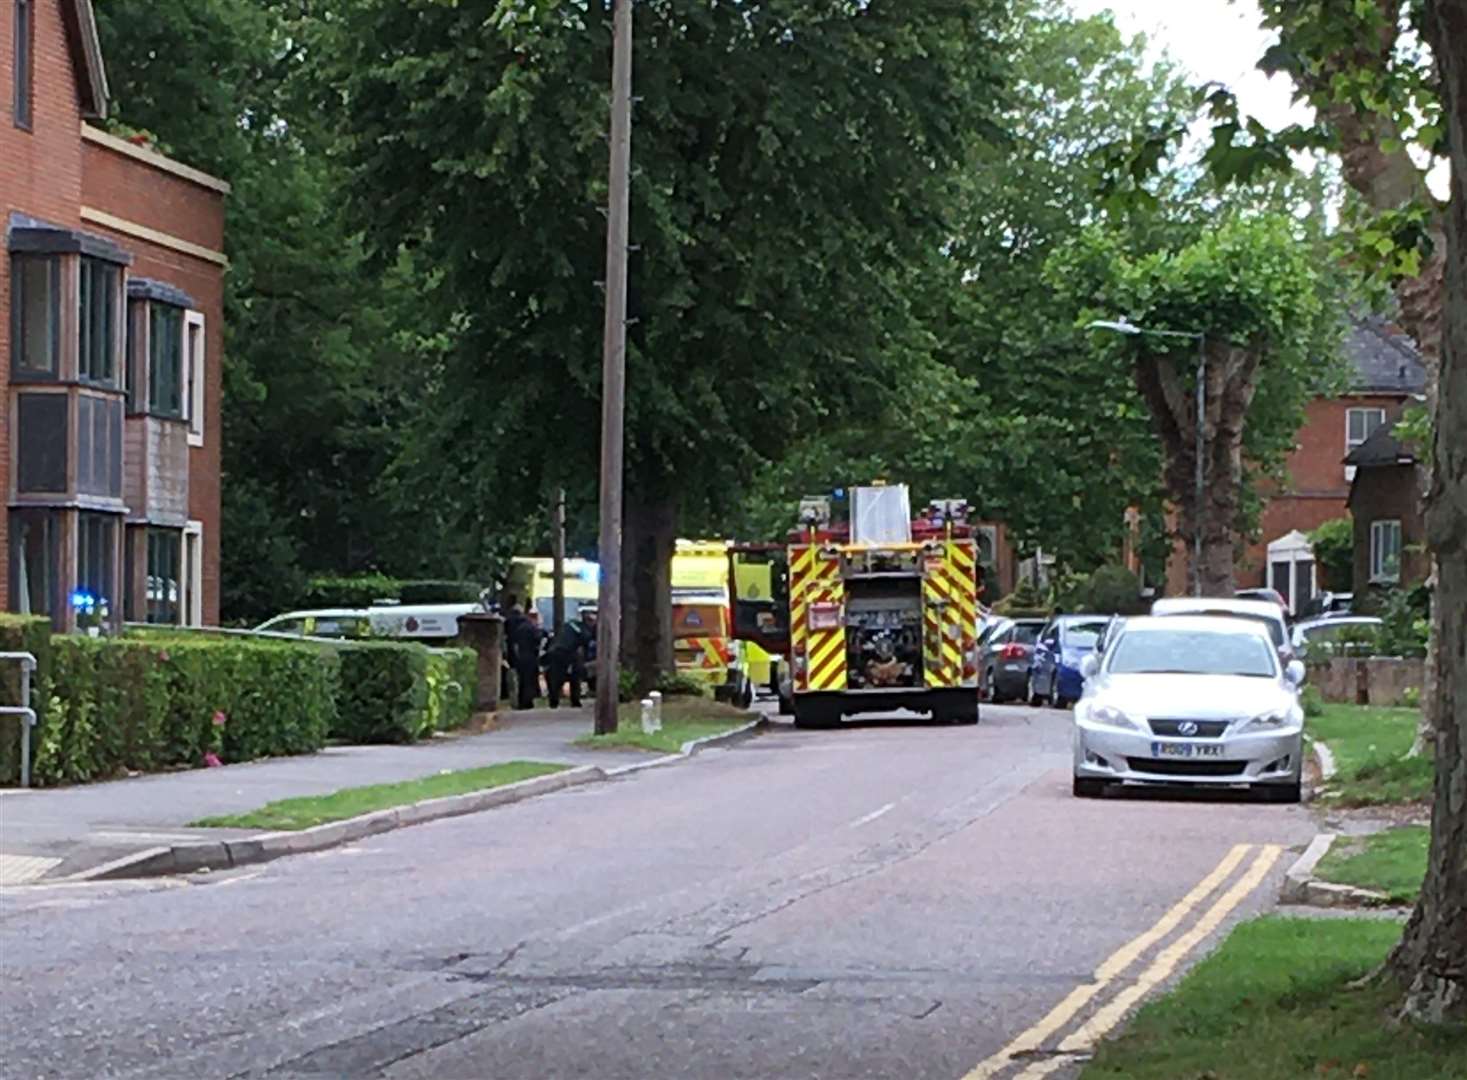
[1087,318,1207,597]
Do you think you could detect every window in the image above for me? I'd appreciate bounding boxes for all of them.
[183,522,203,625]
[76,395,123,497]
[13,0,32,129]
[1347,408,1387,452]
[9,509,58,617]
[148,304,184,417]
[77,513,118,617]
[79,258,120,385]
[1370,520,1402,583]
[185,311,206,444]
[10,254,59,375]
[16,393,67,493]
[146,529,182,624]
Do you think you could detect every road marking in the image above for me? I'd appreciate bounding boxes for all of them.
[851,802,895,828]
[0,854,63,886]
[960,843,1252,1080]
[1010,844,1285,1080]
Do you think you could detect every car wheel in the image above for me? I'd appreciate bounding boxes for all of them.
[1073,777,1105,798]
[983,668,999,703]
[737,676,754,710]
[1026,673,1041,707]
[1049,675,1065,710]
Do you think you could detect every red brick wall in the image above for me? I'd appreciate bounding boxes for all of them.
[2,0,92,612]
[81,142,226,625]
[1236,393,1412,588]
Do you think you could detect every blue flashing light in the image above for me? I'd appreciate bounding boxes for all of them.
[833,487,846,500]
[71,590,97,611]
[578,563,600,584]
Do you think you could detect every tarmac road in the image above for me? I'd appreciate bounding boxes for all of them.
[0,703,1315,1080]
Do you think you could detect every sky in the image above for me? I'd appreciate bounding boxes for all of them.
[1067,0,1450,198]
[1066,0,1311,130]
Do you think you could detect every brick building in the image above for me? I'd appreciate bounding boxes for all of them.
[1158,316,1426,605]
[1345,422,1429,594]
[3,0,227,630]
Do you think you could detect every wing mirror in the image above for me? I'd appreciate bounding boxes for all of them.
[1080,654,1100,680]
[1285,659,1306,687]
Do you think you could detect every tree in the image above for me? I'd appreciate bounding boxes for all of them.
[333,0,1009,688]
[1047,216,1343,594]
[1307,516,1354,591]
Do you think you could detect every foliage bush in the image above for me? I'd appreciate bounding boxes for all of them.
[1072,565,1147,615]
[993,578,1050,618]
[655,671,712,698]
[397,580,485,604]
[2,633,339,786]
[1362,583,1430,658]
[301,574,403,609]
[1307,516,1354,592]
[1300,684,1325,718]
[332,642,476,744]
[0,616,55,783]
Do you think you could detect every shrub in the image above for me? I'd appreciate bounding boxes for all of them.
[1074,565,1147,615]
[1363,583,1430,658]
[0,616,54,783]
[993,578,1050,618]
[398,580,486,604]
[15,636,338,786]
[1308,517,1354,592]
[331,642,478,743]
[655,671,711,698]
[301,574,403,609]
[1300,684,1325,718]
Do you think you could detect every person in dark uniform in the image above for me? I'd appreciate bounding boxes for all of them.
[510,609,544,709]
[502,597,527,704]
[546,609,595,708]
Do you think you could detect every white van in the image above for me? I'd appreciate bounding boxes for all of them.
[254,602,485,644]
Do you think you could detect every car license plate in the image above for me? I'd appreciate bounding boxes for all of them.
[1151,742,1224,758]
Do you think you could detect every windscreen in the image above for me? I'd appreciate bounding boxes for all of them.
[1062,620,1108,648]
[1109,629,1278,677]
[1012,623,1042,645]
[1161,608,1285,647]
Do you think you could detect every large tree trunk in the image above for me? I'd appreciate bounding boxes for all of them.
[1133,340,1260,595]
[620,483,677,693]
[1387,0,1467,1026]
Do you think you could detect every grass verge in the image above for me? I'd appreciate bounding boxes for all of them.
[1316,826,1430,905]
[192,761,569,830]
[1309,704,1434,807]
[575,696,754,754]
[1083,916,1466,1079]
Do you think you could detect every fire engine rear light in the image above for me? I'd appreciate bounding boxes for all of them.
[809,603,842,631]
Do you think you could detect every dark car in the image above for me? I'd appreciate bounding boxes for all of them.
[1028,615,1110,709]
[978,617,1046,703]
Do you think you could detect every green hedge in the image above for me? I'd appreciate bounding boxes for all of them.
[299,575,485,609]
[0,619,478,785]
[0,632,339,786]
[333,641,476,743]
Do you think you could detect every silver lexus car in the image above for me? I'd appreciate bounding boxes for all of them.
[1071,615,1306,802]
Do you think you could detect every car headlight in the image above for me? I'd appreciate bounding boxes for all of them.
[1085,704,1143,731]
[1244,709,1296,731]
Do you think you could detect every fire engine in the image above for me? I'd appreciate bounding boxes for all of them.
[729,484,981,729]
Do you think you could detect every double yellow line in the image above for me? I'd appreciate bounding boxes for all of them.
[961,843,1283,1080]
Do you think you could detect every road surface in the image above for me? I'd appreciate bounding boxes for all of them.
[0,703,1315,1079]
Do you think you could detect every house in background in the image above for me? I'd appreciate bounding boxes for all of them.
[1345,422,1429,595]
[3,0,227,630]
[1224,314,1427,608]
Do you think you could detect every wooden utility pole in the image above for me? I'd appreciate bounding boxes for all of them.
[594,0,632,735]
[551,487,566,633]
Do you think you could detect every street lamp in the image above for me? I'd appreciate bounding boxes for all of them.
[1087,318,1207,598]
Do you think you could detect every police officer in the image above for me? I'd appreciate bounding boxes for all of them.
[546,608,595,708]
[510,609,544,709]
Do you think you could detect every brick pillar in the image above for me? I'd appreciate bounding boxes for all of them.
[457,613,504,712]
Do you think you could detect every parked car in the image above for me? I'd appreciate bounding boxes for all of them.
[1151,597,1294,662]
[254,602,484,644]
[1072,615,1306,802]
[978,617,1046,703]
[1235,587,1291,617]
[1292,615,1383,657]
[1294,592,1354,621]
[1028,615,1110,709]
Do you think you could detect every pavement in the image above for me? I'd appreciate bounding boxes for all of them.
[0,708,652,884]
[0,701,1317,1080]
